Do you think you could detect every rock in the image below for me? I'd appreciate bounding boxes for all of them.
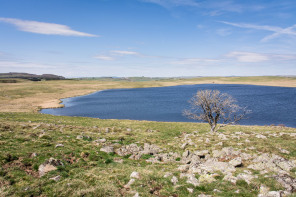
[259,184,270,196]
[178,165,189,172]
[171,176,178,185]
[187,188,194,193]
[194,150,209,158]
[38,158,63,177]
[142,143,161,155]
[205,138,210,143]
[97,138,107,143]
[130,171,140,179]
[218,133,228,140]
[113,158,123,163]
[164,172,173,178]
[55,144,64,148]
[229,157,242,167]
[237,173,255,184]
[213,189,221,193]
[198,174,216,184]
[256,134,267,139]
[100,146,114,153]
[197,194,212,197]
[133,192,139,197]
[189,160,235,175]
[273,174,296,192]
[124,179,135,188]
[129,153,143,160]
[215,142,223,146]
[279,148,290,154]
[181,142,188,149]
[223,173,237,184]
[49,175,61,182]
[30,153,38,158]
[76,135,83,140]
[126,128,132,132]
[258,191,283,197]
[186,174,199,187]
[115,144,143,156]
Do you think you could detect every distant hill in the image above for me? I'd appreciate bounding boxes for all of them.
[0,72,66,81]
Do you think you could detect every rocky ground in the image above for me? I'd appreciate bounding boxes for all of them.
[0,113,295,196]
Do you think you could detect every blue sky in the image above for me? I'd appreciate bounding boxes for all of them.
[0,0,295,77]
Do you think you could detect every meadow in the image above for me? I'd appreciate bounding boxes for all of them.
[0,76,296,196]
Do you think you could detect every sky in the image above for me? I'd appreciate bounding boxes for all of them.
[0,0,296,77]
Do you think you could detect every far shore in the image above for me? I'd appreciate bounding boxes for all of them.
[1,76,295,113]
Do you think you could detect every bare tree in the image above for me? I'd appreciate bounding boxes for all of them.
[183,89,250,132]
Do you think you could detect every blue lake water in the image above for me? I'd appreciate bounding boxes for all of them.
[41,84,296,127]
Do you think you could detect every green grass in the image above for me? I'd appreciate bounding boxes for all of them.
[0,112,295,196]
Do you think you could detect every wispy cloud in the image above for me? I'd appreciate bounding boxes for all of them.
[94,55,114,61]
[221,21,296,42]
[171,58,219,65]
[111,50,140,55]
[140,0,199,8]
[225,51,269,62]
[94,50,141,61]
[0,17,98,37]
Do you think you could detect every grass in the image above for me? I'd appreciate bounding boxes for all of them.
[0,112,295,196]
[0,77,295,196]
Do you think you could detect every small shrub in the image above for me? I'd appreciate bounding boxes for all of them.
[105,159,113,164]
[175,157,181,161]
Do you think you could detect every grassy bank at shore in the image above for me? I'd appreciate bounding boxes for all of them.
[0,112,295,196]
[0,76,295,113]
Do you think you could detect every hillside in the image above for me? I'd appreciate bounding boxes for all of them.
[0,113,295,196]
[0,72,65,81]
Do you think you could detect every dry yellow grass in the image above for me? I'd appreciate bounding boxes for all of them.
[1,76,295,112]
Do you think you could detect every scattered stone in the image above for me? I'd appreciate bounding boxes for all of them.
[164,172,173,178]
[171,176,178,185]
[229,157,242,167]
[97,138,107,143]
[38,158,63,177]
[30,153,38,158]
[198,174,216,184]
[187,188,194,193]
[130,172,140,179]
[273,174,296,192]
[197,194,212,197]
[55,144,64,148]
[126,128,132,132]
[279,148,290,154]
[100,146,114,153]
[237,173,255,184]
[213,189,221,193]
[115,144,143,156]
[133,192,139,197]
[223,173,237,184]
[113,158,123,163]
[205,138,210,143]
[181,142,188,149]
[185,174,199,187]
[49,175,61,182]
[76,135,83,140]
[124,179,135,188]
[256,134,267,139]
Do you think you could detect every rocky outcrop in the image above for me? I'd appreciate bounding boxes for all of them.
[38,158,63,177]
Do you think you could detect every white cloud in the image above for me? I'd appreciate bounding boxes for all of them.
[216,28,232,36]
[225,51,269,62]
[0,17,98,37]
[221,21,296,42]
[111,50,140,55]
[94,55,114,61]
[141,0,199,8]
[172,58,219,65]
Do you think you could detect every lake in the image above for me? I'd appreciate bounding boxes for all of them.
[41,84,296,127]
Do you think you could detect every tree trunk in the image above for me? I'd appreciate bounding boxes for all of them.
[210,124,216,132]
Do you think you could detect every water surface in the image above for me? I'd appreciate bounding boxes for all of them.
[42,84,296,127]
